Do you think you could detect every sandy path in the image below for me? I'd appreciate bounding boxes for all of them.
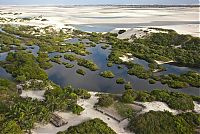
[29,92,200,134]
[32,92,132,134]
[20,90,45,100]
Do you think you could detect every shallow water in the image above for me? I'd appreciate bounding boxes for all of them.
[0,40,199,96]
[71,21,199,32]
[46,43,200,95]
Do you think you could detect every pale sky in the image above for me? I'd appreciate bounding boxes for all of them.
[0,0,199,5]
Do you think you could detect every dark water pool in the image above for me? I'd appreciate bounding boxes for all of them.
[0,40,199,96]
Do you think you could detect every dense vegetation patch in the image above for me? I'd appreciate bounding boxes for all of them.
[0,79,85,133]
[116,78,125,84]
[99,70,115,78]
[1,51,48,81]
[121,89,195,111]
[37,52,53,69]
[74,89,91,99]
[160,71,200,88]
[128,111,200,134]
[62,62,74,68]
[114,102,135,118]
[96,95,114,107]
[64,54,99,71]
[76,69,86,75]
[57,118,116,134]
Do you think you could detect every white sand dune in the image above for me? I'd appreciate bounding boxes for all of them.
[194,101,200,113]
[136,101,200,115]
[154,60,175,65]
[0,6,199,37]
[119,55,134,62]
[136,101,179,115]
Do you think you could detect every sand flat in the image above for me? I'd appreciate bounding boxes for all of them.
[0,6,199,36]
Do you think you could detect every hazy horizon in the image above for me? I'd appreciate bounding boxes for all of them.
[0,0,199,5]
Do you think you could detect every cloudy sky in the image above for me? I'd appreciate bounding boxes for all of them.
[0,0,199,5]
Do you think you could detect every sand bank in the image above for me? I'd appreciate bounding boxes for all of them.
[0,6,199,36]
[119,55,134,62]
[154,60,175,65]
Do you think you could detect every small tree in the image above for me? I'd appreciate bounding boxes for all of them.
[96,95,114,107]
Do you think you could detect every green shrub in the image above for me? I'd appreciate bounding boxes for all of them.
[74,89,91,99]
[149,79,156,84]
[128,111,196,134]
[116,78,125,84]
[121,89,136,103]
[70,104,84,115]
[124,82,132,90]
[99,70,115,78]
[96,95,114,107]
[76,69,86,75]
[58,118,116,134]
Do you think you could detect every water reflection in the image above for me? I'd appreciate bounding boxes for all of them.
[0,41,199,96]
[46,43,200,95]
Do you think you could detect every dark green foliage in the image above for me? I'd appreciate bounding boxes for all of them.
[121,89,195,111]
[64,54,77,61]
[44,86,78,112]
[151,90,194,111]
[74,89,91,99]
[41,19,48,21]
[128,111,198,134]
[77,58,99,71]
[76,69,86,75]
[0,77,16,90]
[99,70,115,78]
[149,79,156,84]
[107,61,113,67]
[121,89,136,103]
[64,54,99,71]
[96,95,114,107]
[2,51,48,81]
[0,81,87,132]
[6,98,51,131]
[101,44,109,49]
[124,82,132,90]
[127,63,151,79]
[135,91,155,102]
[70,104,84,115]
[114,102,135,118]
[0,31,21,48]
[0,120,23,134]
[117,65,123,69]
[118,29,126,34]
[116,78,125,84]
[50,56,62,64]
[133,32,200,67]
[159,71,200,88]
[178,112,200,128]
[58,118,116,134]
[62,62,74,68]
[37,52,53,69]
[108,50,123,64]
[180,71,200,87]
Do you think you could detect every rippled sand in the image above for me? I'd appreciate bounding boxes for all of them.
[0,6,199,36]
